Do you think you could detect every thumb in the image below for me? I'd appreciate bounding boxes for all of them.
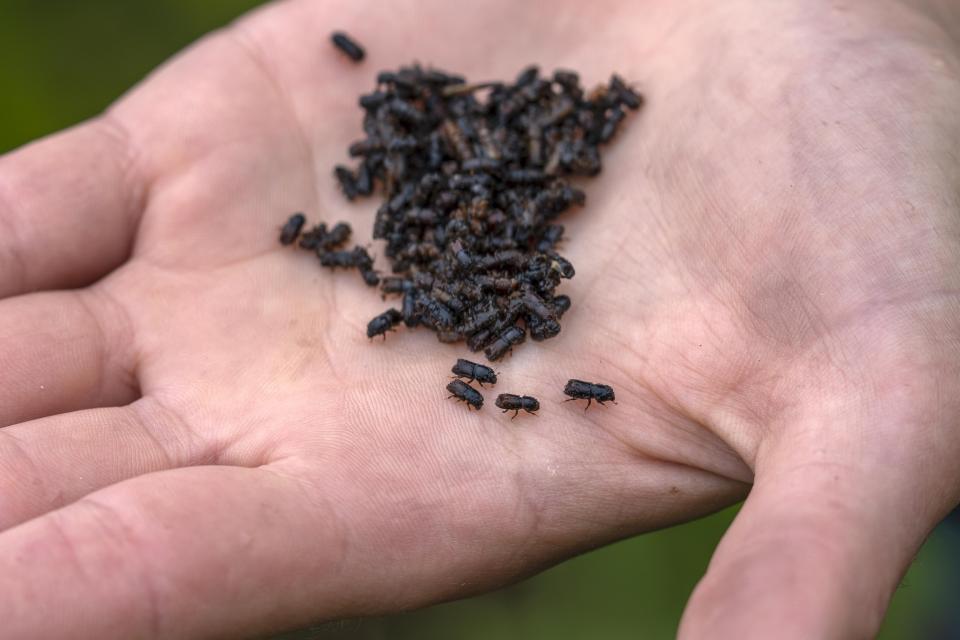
[678,415,956,639]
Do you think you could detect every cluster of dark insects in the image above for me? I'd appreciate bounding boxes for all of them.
[445,359,614,417]
[280,213,380,289]
[278,53,642,361]
[447,358,539,418]
[278,34,630,418]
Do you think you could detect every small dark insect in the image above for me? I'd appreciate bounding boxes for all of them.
[475,249,523,271]
[484,325,525,361]
[355,163,373,196]
[442,119,474,161]
[450,240,473,270]
[495,393,539,418]
[323,222,352,249]
[441,81,502,97]
[298,223,327,250]
[466,327,493,352]
[359,91,387,110]
[446,379,483,410]
[335,166,359,200]
[296,220,353,251]
[279,213,306,246]
[419,295,455,329]
[552,294,572,317]
[474,275,517,293]
[331,31,365,62]
[348,139,383,157]
[536,224,564,253]
[405,208,439,225]
[459,303,498,335]
[401,289,420,327]
[552,69,579,90]
[431,287,466,313]
[278,64,641,358]
[420,69,466,85]
[528,317,561,341]
[520,288,556,321]
[372,209,392,240]
[381,277,413,296]
[388,135,419,153]
[461,157,501,172]
[319,246,374,270]
[539,96,575,127]
[550,255,576,279]
[610,75,642,110]
[388,99,426,126]
[451,358,497,386]
[366,308,402,339]
[515,65,539,87]
[600,106,626,143]
[412,271,435,289]
[563,379,616,410]
[377,71,398,85]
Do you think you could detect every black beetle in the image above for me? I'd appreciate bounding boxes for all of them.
[495,394,539,418]
[279,213,306,246]
[563,379,616,410]
[330,31,365,62]
[366,308,402,340]
[451,358,497,386]
[446,379,483,410]
[484,325,525,361]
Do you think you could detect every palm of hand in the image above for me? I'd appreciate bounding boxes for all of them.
[2,1,959,638]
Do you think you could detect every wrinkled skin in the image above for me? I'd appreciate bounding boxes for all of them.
[1,1,959,638]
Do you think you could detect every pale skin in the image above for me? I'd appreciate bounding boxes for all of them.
[1,0,959,637]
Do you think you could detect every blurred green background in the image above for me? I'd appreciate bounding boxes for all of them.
[0,2,951,638]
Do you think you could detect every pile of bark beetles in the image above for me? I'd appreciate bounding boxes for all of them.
[279,32,633,416]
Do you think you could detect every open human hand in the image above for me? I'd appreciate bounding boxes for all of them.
[2,1,959,638]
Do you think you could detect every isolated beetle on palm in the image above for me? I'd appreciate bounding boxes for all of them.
[451,358,497,386]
